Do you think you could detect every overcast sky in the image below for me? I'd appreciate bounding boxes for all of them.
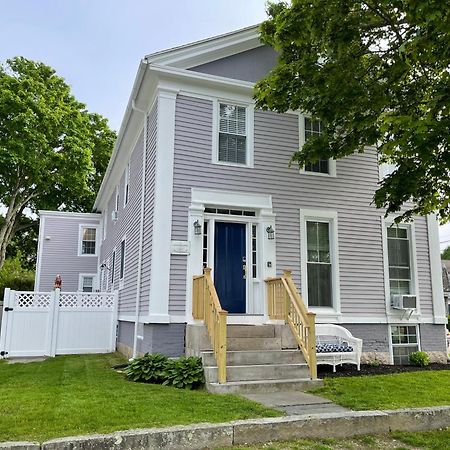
[2,0,449,248]
[0,0,268,131]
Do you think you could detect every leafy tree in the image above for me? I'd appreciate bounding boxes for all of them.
[441,246,450,260]
[0,254,35,302]
[255,1,450,222]
[0,57,116,269]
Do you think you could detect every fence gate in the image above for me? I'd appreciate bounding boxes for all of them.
[0,288,118,358]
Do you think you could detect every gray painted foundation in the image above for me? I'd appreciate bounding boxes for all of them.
[117,320,186,357]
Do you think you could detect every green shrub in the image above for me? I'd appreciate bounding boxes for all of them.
[124,353,168,383]
[162,356,205,390]
[409,351,430,367]
[0,255,35,302]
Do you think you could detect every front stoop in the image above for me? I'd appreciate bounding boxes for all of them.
[194,324,323,394]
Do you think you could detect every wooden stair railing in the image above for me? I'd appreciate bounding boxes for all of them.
[192,268,228,383]
[266,270,317,379]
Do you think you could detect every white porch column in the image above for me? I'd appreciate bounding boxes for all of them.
[147,88,178,323]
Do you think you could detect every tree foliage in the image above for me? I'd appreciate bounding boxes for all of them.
[0,57,116,269]
[255,1,450,221]
[441,245,450,260]
[0,254,35,302]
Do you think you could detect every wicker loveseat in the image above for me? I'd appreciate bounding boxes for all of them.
[315,324,363,372]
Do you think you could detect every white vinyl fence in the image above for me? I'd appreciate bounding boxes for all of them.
[0,288,118,359]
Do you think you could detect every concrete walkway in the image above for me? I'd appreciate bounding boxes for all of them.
[241,391,349,415]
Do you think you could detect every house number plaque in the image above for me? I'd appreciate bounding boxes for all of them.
[170,240,190,255]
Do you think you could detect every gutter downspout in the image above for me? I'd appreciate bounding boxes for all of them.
[132,96,148,359]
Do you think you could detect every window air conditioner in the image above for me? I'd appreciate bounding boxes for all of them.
[391,294,417,310]
[111,210,118,222]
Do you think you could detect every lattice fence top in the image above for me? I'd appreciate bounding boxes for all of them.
[11,291,115,309]
[59,293,115,309]
[15,293,51,309]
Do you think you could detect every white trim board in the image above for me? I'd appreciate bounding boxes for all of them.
[145,25,261,69]
[38,211,101,220]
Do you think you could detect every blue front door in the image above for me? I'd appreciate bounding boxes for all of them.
[214,222,246,313]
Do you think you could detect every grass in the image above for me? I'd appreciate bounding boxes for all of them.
[310,370,450,410]
[227,428,450,449]
[0,353,280,443]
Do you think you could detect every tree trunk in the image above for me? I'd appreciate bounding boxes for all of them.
[0,193,31,270]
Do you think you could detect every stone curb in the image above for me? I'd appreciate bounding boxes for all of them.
[1,406,449,450]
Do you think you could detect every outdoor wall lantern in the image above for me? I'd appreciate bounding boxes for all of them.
[193,220,202,236]
[266,225,275,240]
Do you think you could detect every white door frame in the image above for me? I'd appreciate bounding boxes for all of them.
[186,188,276,325]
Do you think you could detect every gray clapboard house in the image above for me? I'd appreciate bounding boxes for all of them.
[35,25,448,374]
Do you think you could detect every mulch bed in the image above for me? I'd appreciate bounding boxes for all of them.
[318,362,450,378]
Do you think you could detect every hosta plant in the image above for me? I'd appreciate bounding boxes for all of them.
[124,353,168,383]
[162,356,205,390]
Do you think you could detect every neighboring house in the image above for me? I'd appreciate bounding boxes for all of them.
[441,260,450,315]
[35,25,448,365]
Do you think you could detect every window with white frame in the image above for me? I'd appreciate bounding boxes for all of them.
[124,162,130,206]
[111,250,116,285]
[79,274,96,293]
[80,227,97,255]
[120,239,126,280]
[103,208,107,240]
[218,103,247,165]
[387,225,412,296]
[306,220,333,307]
[300,116,335,176]
[115,186,120,212]
[390,325,419,365]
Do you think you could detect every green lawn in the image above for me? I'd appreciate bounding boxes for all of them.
[227,428,450,449]
[0,353,280,443]
[311,370,450,410]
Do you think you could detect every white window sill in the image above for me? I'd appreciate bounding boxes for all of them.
[299,170,336,178]
[308,307,342,323]
[212,160,253,169]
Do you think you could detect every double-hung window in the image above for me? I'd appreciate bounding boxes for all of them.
[306,220,333,307]
[387,226,412,296]
[120,239,126,280]
[79,274,96,292]
[124,162,130,206]
[301,209,339,315]
[390,325,419,365]
[300,116,336,176]
[214,102,253,167]
[80,226,97,255]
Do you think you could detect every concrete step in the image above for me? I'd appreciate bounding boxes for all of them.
[201,350,305,367]
[204,363,310,383]
[206,378,323,395]
[226,325,276,338]
[227,337,282,351]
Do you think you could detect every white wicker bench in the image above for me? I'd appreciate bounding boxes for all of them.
[316,324,363,372]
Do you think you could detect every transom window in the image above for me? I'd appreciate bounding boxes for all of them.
[218,103,247,165]
[390,325,419,365]
[387,226,412,296]
[81,227,97,255]
[303,117,330,174]
[204,207,255,217]
[306,221,332,307]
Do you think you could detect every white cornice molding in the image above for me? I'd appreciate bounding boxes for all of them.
[38,211,101,220]
[145,25,262,69]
